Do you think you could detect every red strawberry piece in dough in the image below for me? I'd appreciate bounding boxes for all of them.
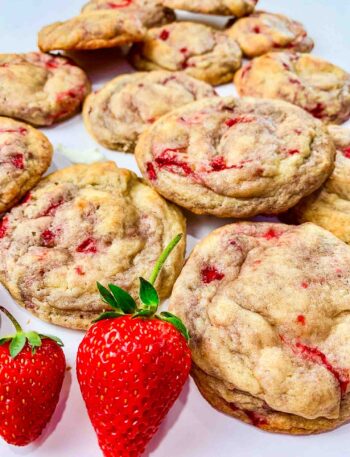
[76,238,97,253]
[0,216,9,238]
[107,0,132,7]
[159,29,170,41]
[201,266,224,283]
[342,147,350,159]
[11,153,24,169]
[146,162,157,181]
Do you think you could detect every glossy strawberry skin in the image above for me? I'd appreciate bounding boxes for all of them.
[77,315,191,457]
[0,339,66,446]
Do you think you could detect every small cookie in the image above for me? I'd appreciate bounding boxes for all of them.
[226,11,314,58]
[83,71,217,152]
[38,10,145,52]
[235,52,350,124]
[164,0,258,17]
[286,126,350,243]
[0,52,90,126]
[128,22,242,86]
[81,0,176,28]
[0,162,185,330]
[0,117,52,213]
[135,96,335,218]
[169,222,350,434]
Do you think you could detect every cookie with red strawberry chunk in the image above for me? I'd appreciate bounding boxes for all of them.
[77,234,191,456]
[0,117,52,213]
[0,306,65,446]
[0,162,185,330]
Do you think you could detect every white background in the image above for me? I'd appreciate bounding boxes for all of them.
[1,1,350,456]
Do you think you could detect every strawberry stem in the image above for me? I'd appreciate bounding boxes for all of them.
[0,306,22,333]
[149,234,183,286]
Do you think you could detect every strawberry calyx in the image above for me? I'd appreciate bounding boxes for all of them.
[95,234,190,341]
[0,306,63,358]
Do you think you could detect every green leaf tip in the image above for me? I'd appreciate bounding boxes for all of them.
[158,312,190,342]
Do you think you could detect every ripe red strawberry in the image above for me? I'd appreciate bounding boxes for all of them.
[0,307,66,446]
[77,234,191,457]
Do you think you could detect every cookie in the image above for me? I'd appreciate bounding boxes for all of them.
[83,71,217,152]
[164,0,258,17]
[135,96,335,218]
[286,126,350,243]
[81,0,176,28]
[226,11,314,58]
[235,52,350,124]
[0,162,186,330]
[38,10,145,52]
[169,222,350,434]
[128,22,242,86]
[0,117,52,213]
[0,52,90,126]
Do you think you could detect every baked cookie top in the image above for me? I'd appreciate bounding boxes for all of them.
[235,51,350,124]
[226,11,314,57]
[83,71,217,152]
[0,162,186,330]
[38,10,145,52]
[164,0,258,17]
[135,96,335,218]
[128,22,242,86]
[81,0,176,28]
[169,222,350,420]
[0,117,52,213]
[0,52,90,126]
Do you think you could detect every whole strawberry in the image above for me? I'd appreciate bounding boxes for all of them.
[0,307,66,446]
[77,234,191,457]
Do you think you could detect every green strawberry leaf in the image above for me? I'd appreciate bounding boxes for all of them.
[158,312,190,342]
[97,282,121,311]
[0,337,11,345]
[92,311,124,323]
[9,332,26,358]
[139,277,159,312]
[40,334,64,347]
[26,331,42,351]
[108,284,136,314]
[132,309,155,318]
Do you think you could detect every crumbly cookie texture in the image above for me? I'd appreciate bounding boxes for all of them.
[169,222,350,433]
[235,52,350,124]
[128,22,242,86]
[0,162,186,330]
[38,10,145,52]
[0,117,52,213]
[286,126,350,243]
[226,11,314,58]
[81,0,176,28]
[164,0,258,16]
[0,52,90,126]
[83,71,217,152]
[135,96,335,218]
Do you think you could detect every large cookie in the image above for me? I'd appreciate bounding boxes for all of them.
[164,0,258,17]
[169,222,350,434]
[135,96,335,218]
[0,162,186,330]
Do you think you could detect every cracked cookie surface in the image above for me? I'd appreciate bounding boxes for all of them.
[164,0,258,16]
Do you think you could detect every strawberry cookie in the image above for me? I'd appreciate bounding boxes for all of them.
[135,96,335,218]
[226,11,314,58]
[287,126,350,243]
[235,52,350,124]
[128,22,242,86]
[83,71,216,152]
[169,222,350,434]
[0,117,52,213]
[164,0,258,17]
[0,52,90,126]
[81,0,176,28]
[0,162,185,330]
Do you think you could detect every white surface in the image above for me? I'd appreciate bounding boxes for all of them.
[1,1,350,456]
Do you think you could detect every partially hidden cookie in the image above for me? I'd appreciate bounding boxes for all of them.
[226,11,314,58]
[128,22,242,86]
[0,52,90,126]
[0,117,52,213]
[286,126,350,243]
[0,162,185,330]
[169,222,350,434]
[235,52,350,124]
[38,10,145,52]
[81,0,176,28]
[83,71,217,152]
[164,0,258,17]
[135,96,335,218]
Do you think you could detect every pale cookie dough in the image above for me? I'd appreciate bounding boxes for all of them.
[164,0,258,17]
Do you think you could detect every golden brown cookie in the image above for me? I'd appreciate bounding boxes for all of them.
[235,52,350,124]
[0,162,186,330]
[164,0,258,17]
[169,222,350,434]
